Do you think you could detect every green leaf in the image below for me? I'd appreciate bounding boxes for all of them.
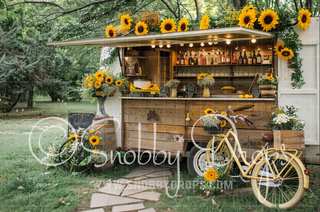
[78,156,91,166]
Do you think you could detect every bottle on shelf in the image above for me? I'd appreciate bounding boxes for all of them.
[221,51,225,64]
[210,53,214,65]
[257,49,262,64]
[176,51,181,65]
[253,50,257,64]
[238,51,243,65]
[232,53,238,64]
[180,52,184,65]
[188,52,193,65]
[248,51,252,64]
[201,51,206,65]
[185,52,189,65]
[206,53,210,65]
[194,54,198,65]
[243,51,247,64]
[226,50,231,64]
[214,52,218,65]
[198,52,202,65]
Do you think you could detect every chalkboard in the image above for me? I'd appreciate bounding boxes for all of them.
[68,113,95,131]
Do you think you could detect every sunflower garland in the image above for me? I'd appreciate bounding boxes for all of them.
[204,108,214,115]
[279,48,294,60]
[105,25,117,38]
[135,21,148,35]
[297,8,312,30]
[177,18,189,32]
[105,77,113,85]
[204,168,219,182]
[200,14,210,30]
[258,9,279,31]
[242,5,257,14]
[94,81,101,89]
[121,14,133,30]
[160,18,176,33]
[115,80,123,87]
[274,41,285,56]
[89,135,100,146]
[238,10,257,29]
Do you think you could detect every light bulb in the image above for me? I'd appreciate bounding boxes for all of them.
[226,40,231,45]
[208,42,213,45]
[159,44,163,48]
[151,45,156,48]
[180,43,184,47]
[200,42,205,47]
[213,39,218,44]
[251,38,256,43]
[189,43,193,47]
[166,44,171,48]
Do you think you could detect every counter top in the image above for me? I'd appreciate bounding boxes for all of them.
[119,96,275,101]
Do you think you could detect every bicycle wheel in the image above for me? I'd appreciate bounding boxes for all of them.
[251,154,305,209]
[58,139,94,173]
[206,137,233,180]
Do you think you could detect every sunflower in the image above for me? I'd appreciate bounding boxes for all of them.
[220,120,227,128]
[221,111,228,117]
[94,71,104,79]
[121,14,133,30]
[242,5,257,14]
[238,10,257,29]
[93,149,99,154]
[94,81,101,89]
[83,82,87,87]
[105,77,113,85]
[197,73,207,80]
[274,41,285,56]
[204,168,219,182]
[177,18,189,32]
[105,25,117,38]
[68,134,77,141]
[116,80,123,87]
[279,48,294,60]
[267,76,274,81]
[200,14,210,30]
[207,75,214,80]
[135,21,148,35]
[258,9,279,31]
[160,18,176,33]
[88,81,93,87]
[297,8,312,30]
[204,108,214,115]
[85,76,90,82]
[89,135,100,146]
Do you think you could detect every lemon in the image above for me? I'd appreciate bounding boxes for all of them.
[244,94,250,98]
[238,95,244,98]
[249,95,253,98]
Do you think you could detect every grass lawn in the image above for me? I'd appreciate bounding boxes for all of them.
[0,99,319,211]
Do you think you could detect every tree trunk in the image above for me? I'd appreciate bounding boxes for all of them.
[233,0,240,10]
[305,0,312,13]
[240,0,247,7]
[194,0,200,22]
[28,86,34,108]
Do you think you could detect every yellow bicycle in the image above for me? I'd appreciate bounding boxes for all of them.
[205,109,309,209]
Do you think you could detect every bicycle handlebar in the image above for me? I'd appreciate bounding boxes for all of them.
[229,114,254,126]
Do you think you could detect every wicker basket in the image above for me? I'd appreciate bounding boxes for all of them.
[204,126,226,135]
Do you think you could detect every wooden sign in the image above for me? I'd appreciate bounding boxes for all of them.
[68,113,95,131]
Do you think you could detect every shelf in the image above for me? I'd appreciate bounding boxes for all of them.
[174,75,257,78]
[124,56,147,59]
[174,64,272,67]
[125,74,148,77]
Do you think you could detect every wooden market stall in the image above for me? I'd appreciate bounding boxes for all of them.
[47,25,319,174]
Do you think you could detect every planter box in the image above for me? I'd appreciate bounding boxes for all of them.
[273,130,305,150]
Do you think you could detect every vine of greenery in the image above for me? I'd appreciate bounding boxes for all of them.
[102,47,119,66]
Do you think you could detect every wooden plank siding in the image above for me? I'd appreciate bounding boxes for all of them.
[123,99,273,155]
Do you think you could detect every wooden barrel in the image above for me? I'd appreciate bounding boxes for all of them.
[91,117,117,153]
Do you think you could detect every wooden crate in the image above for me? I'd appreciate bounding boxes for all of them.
[273,130,305,150]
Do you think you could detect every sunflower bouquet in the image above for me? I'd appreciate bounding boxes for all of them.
[257,73,278,85]
[194,168,225,195]
[83,70,128,98]
[200,108,227,135]
[197,73,215,88]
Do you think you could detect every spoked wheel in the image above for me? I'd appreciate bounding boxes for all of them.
[58,139,94,173]
[187,143,208,176]
[206,137,233,180]
[251,154,305,209]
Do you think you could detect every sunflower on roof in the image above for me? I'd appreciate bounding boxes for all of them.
[177,18,189,32]
[105,25,117,38]
[200,14,210,30]
[274,41,285,56]
[135,21,148,35]
[258,9,279,31]
[279,48,294,60]
[238,10,257,29]
[121,14,133,30]
[160,18,176,33]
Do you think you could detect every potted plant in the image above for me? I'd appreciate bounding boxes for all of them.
[200,108,227,134]
[257,73,278,97]
[165,79,181,98]
[268,105,307,149]
[197,73,215,98]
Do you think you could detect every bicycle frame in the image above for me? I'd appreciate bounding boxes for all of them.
[211,129,305,182]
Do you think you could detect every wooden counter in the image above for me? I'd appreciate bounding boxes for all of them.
[121,97,275,156]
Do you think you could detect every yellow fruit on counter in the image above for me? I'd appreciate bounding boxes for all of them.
[244,94,250,98]
[221,86,235,90]
[249,95,253,98]
[238,95,244,98]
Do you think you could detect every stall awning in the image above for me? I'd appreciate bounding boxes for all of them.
[46,27,274,47]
